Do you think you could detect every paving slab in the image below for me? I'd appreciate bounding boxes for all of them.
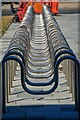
[4,65,77,119]
[0,22,20,61]
[55,13,78,57]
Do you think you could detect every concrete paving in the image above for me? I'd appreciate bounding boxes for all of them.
[55,13,79,58]
[0,22,20,61]
[3,66,78,119]
[0,12,79,119]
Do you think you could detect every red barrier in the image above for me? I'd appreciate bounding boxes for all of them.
[33,2,42,14]
[51,0,59,15]
[15,0,59,22]
[16,10,23,22]
[16,2,27,22]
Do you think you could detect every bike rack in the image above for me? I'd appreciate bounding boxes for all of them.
[1,5,80,113]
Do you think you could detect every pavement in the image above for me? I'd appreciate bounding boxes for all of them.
[1,14,79,120]
[0,22,20,61]
[55,13,79,58]
[2,3,19,16]
[58,2,79,13]
[3,66,78,119]
[0,5,79,120]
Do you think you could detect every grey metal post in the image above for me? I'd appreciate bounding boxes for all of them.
[71,61,75,100]
[64,59,69,86]
[6,61,10,102]
[5,62,8,103]
[68,60,72,93]
[0,62,2,120]
[8,61,11,94]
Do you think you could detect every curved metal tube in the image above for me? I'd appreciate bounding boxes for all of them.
[2,56,58,95]
[54,50,76,65]
[55,55,80,111]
